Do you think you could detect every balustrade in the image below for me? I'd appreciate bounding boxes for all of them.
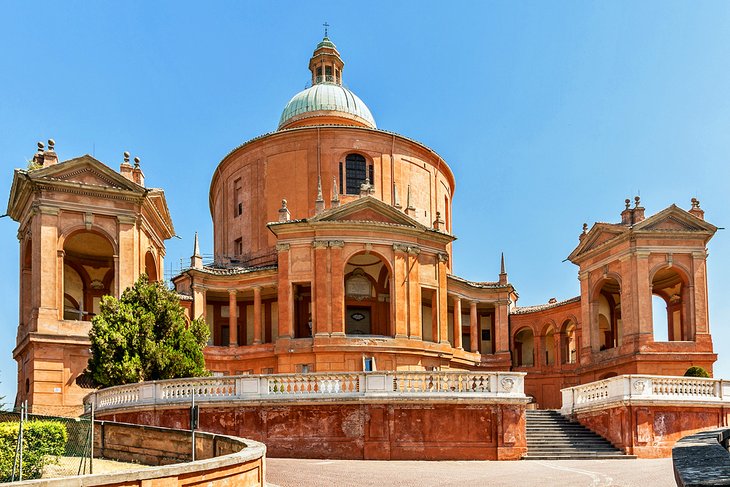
[561,375,730,415]
[86,370,527,413]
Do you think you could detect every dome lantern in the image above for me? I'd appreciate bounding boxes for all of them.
[278,36,376,130]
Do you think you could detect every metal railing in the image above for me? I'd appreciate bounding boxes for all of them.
[561,375,730,415]
[86,370,528,413]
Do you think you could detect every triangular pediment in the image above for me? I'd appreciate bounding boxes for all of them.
[567,223,626,262]
[633,205,717,234]
[310,196,426,229]
[30,155,144,192]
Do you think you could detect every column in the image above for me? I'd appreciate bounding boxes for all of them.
[634,251,651,339]
[313,241,329,336]
[392,244,409,338]
[554,331,563,366]
[407,247,421,339]
[691,251,708,337]
[431,291,438,343]
[276,243,293,338]
[470,301,479,353]
[453,297,462,349]
[116,215,137,294]
[437,253,449,344]
[228,289,238,346]
[494,300,510,355]
[253,286,262,344]
[330,241,345,335]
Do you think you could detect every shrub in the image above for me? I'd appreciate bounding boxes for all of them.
[684,366,710,378]
[0,420,67,481]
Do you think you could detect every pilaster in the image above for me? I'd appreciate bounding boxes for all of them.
[276,243,293,338]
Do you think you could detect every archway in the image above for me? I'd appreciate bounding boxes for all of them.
[651,267,690,341]
[344,253,391,336]
[63,231,114,321]
[513,327,534,367]
[595,278,622,350]
[543,325,556,366]
[561,319,578,364]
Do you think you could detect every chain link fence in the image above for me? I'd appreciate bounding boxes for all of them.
[0,405,94,482]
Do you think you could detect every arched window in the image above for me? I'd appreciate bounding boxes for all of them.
[344,154,369,195]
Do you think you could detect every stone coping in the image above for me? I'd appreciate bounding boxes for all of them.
[672,428,730,486]
[9,422,266,487]
[87,371,529,415]
[561,374,730,415]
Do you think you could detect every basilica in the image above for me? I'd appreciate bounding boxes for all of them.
[8,35,718,415]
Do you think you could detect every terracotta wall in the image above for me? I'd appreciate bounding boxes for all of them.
[13,421,266,487]
[573,404,730,458]
[99,400,526,461]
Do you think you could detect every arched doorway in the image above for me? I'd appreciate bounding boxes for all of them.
[513,327,534,367]
[63,231,114,321]
[595,278,622,350]
[651,267,690,341]
[344,253,391,336]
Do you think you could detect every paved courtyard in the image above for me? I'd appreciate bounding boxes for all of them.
[266,458,675,487]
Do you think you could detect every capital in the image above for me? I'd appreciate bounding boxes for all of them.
[275,243,290,252]
[328,240,345,248]
[312,240,329,249]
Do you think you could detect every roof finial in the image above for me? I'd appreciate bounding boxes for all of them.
[193,231,201,257]
[499,253,508,284]
[624,198,630,210]
[37,141,44,152]
[123,151,130,164]
[582,223,588,234]
[331,176,340,208]
[47,139,55,151]
[634,195,641,208]
[323,21,329,37]
[315,174,325,214]
[133,156,140,169]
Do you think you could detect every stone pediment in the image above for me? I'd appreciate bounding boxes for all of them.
[633,205,717,234]
[310,196,426,229]
[567,223,626,263]
[31,155,143,192]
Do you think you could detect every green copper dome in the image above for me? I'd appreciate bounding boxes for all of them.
[278,83,376,129]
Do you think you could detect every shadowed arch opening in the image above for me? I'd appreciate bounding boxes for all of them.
[594,278,622,351]
[652,266,690,341]
[513,327,534,367]
[543,324,556,366]
[145,251,158,282]
[344,252,391,336]
[561,319,578,364]
[63,230,114,321]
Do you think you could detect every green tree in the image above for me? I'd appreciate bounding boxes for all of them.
[87,275,210,387]
[684,366,710,378]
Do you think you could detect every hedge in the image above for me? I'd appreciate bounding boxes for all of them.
[684,366,711,378]
[0,420,67,481]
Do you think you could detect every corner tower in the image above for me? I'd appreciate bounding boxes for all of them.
[7,142,174,415]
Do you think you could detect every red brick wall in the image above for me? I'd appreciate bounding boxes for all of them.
[574,404,730,458]
[101,401,526,461]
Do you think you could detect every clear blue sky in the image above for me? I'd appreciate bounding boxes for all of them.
[1,1,729,405]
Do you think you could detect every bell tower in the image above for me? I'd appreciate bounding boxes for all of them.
[7,141,175,415]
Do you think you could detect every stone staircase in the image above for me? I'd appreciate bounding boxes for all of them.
[523,410,636,460]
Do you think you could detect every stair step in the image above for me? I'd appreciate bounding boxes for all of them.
[525,410,631,460]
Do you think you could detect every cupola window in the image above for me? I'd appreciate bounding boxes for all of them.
[343,153,372,195]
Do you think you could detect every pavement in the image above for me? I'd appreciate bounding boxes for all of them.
[266,457,676,487]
